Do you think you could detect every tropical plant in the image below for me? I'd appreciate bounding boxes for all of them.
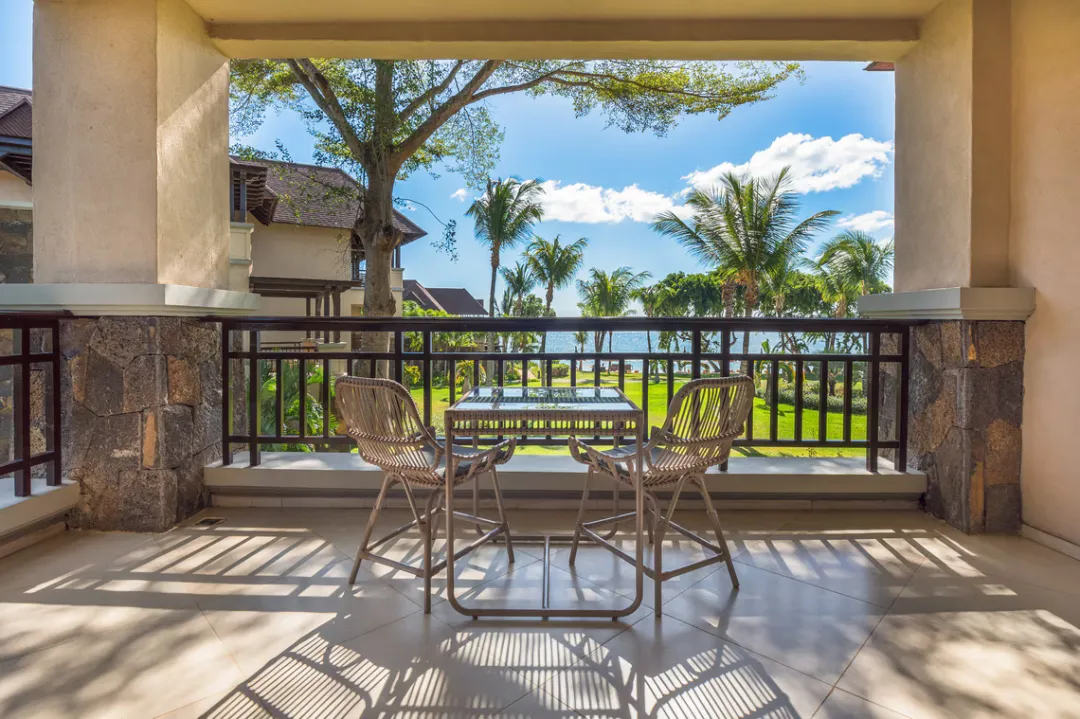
[526,234,588,354]
[577,267,651,352]
[258,360,331,451]
[652,167,838,370]
[817,230,894,299]
[499,260,538,317]
[468,178,546,321]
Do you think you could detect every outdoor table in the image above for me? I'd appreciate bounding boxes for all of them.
[444,386,645,619]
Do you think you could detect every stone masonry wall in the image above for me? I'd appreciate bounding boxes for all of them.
[0,208,33,284]
[62,317,222,532]
[908,321,1024,533]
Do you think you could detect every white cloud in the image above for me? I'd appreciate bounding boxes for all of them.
[682,133,893,195]
[538,180,689,224]
[838,210,895,234]
[450,188,469,202]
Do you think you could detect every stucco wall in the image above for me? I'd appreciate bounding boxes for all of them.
[894,0,1013,292]
[33,0,159,284]
[1009,0,1080,546]
[0,171,32,209]
[249,222,353,281]
[155,0,230,289]
[32,0,229,288]
[894,0,973,291]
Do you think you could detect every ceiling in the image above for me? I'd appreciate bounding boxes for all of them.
[191,0,942,60]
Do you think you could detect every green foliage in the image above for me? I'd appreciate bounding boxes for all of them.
[258,359,333,451]
[551,362,571,379]
[402,364,422,388]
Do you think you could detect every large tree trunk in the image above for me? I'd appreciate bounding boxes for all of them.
[539,284,553,356]
[356,162,402,378]
[741,285,757,376]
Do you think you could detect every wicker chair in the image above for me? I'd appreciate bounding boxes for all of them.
[336,377,516,613]
[568,376,754,616]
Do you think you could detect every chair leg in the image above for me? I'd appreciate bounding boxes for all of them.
[351,473,394,584]
[569,467,593,565]
[488,468,515,564]
[420,488,440,614]
[697,476,739,589]
[650,478,688,616]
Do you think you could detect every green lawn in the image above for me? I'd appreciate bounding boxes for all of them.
[403,370,865,458]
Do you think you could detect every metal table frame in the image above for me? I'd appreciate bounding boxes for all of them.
[444,386,645,619]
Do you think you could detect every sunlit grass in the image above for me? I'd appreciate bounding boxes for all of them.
[406,370,866,458]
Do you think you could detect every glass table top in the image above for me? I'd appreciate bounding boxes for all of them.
[452,386,639,412]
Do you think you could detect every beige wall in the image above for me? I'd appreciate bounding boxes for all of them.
[0,171,32,208]
[894,0,1013,292]
[1009,0,1080,545]
[155,0,231,288]
[250,222,353,281]
[32,0,229,288]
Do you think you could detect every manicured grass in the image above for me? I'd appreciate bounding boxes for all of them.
[403,369,866,458]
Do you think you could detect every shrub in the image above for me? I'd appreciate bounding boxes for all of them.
[402,364,421,388]
[762,386,867,415]
[504,365,521,383]
[551,362,570,379]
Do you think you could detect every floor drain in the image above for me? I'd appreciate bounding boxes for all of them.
[193,517,226,527]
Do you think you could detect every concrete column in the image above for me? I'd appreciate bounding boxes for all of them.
[9,0,258,531]
[875,0,1026,535]
[33,0,230,289]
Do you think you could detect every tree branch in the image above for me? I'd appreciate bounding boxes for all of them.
[397,60,466,125]
[285,59,367,162]
[392,60,504,168]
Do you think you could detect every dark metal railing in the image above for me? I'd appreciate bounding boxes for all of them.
[216,315,915,473]
[0,315,62,497]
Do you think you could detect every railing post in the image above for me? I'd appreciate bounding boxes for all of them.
[48,322,61,486]
[221,321,232,466]
[866,330,881,473]
[13,326,30,497]
[691,329,702,380]
[248,329,261,467]
[422,330,432,427]
[896,327,911,471]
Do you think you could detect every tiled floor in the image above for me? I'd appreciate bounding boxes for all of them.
[1,507,1079,718]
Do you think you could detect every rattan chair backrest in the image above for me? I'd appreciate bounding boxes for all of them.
[335,376,439,475]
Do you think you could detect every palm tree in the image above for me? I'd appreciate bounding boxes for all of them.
[577,267,651,353]
[467,178,545,377]
[499,260,537,317]
[526,234,588,354]
[817,230,895,298]
[652,166,838,371]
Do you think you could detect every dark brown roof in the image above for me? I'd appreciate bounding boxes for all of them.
[403,280,486,316]
[0,87,33,183]
[229,157,426,243]
[0,86,32,139]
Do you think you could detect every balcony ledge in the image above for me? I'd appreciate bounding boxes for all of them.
[205,452,926,509]
[0,479,78,547]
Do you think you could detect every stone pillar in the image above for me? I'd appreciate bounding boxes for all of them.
[63,318,222,532]
[906,321,1024,533]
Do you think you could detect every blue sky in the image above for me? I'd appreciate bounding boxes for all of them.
[0,0,894,316]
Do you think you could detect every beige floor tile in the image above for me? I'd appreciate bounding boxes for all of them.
[662,562,885,684]
[813,689,910,718]
[0,607,242,719]
[542,615,832,719]
[495,687,583,718]
[546,539,730,609]
[913,530,1080,598]
[153,691,246,719]
[204,613,534,718]
[837,601,1080,719]
[0,530,156,594]
[734,527,927,608]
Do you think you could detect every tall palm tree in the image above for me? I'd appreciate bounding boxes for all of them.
[652,166,838,371]
[499,260,537,317]
[467,178,545,375]
[526,234,588,354]
[817,230,895,298]
[577,267,651,353]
